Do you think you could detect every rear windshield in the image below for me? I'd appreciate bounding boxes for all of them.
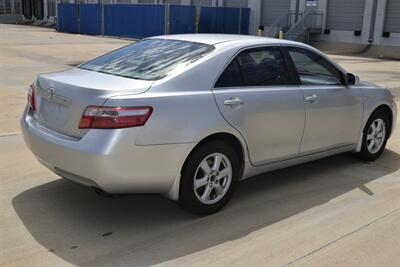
[79,39,214,81]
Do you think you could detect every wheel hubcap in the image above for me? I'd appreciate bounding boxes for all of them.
[193,153,232,205]
[366,118,386,154]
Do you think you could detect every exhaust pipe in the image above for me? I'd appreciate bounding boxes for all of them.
[92,187,122,199]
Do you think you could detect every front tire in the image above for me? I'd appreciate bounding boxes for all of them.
[356,110,389,161]
[179,140,240,215]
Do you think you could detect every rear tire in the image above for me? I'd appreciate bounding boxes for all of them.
[356,110,389,161]
[179,140,240,215]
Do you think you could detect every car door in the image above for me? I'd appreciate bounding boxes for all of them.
[285,46,363,154]
[213,46,305,166]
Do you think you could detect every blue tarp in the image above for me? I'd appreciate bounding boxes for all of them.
[57,3,78,33]
[79,4,102,35]
[57,4,250,37]
[240,8,250,35]
[199,7,239,34]
[169,5,196,34]
[104,4,165,38]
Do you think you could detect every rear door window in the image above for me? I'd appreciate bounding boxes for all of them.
[215,46,295,88]
[79,39,214,81]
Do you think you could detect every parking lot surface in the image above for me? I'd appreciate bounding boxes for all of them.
[1,24,399,267]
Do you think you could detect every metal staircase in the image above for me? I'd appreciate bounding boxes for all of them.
[284,27,308,41]
[265,11,323,43]
[264,12,296,38]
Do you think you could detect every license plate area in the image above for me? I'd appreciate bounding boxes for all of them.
[36,95,70,128]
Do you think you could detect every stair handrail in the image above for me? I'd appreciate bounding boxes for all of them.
[285,10,324,41]
[265,12,290,37]
[286,10,312,35]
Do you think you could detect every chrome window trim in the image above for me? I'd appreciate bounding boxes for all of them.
[212,84,301,91]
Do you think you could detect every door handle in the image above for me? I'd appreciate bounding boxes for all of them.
[305,94,318,104]
[224,98,244,107]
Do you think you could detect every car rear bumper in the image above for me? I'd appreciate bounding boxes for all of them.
[21,107,193,194]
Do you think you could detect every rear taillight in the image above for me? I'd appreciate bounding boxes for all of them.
[78,106,153,129]
[28,84,36,111]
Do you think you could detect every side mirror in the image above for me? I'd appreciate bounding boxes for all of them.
[346,73,360,85]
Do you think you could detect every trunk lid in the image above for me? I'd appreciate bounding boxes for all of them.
[33,68,153,138]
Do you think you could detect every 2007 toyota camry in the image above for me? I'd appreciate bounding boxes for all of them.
[21,34,397,214]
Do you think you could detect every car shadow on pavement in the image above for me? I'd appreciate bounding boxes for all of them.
[12,150,400,267]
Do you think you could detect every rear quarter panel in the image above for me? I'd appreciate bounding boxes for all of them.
[104,91,246,148]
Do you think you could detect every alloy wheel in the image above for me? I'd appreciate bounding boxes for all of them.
[366,118,386,154]
[193,153,233,205]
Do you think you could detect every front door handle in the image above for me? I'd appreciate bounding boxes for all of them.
[305,94,319,104]
[224,97,244,107]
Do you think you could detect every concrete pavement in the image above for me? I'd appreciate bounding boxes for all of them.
[0,24,130,134]
[1,24,399,267]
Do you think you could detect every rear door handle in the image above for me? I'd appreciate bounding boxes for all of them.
[305,94,319,104]
[224,98,244,107]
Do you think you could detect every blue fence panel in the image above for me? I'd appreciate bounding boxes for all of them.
[169,5,196,34]
[240,8,250,34]
[220,8,240,34]
[57,3,78,33]
[199,7,240,34]
[104,4,165,38]
[57,4,248,37]
[79,4,102,35]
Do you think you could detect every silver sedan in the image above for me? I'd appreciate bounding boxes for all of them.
[21,34,397,214]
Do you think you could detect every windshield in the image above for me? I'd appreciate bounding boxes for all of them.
[79,39,214,80]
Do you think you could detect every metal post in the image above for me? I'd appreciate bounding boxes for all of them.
[259,0,264,27]
[77,1,80,33]
[101,0,104,35]
[164,3,169,35]
[195,5,201,33]
[368,0,378,43]
[238,8,242,34]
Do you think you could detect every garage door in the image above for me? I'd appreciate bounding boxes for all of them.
[225,0,248,8]
[192,0,211,6]
[326,0,366,31]
[261,0,290,26]
[384,0,400,33]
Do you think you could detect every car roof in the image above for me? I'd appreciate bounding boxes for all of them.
[148,34,303,46]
